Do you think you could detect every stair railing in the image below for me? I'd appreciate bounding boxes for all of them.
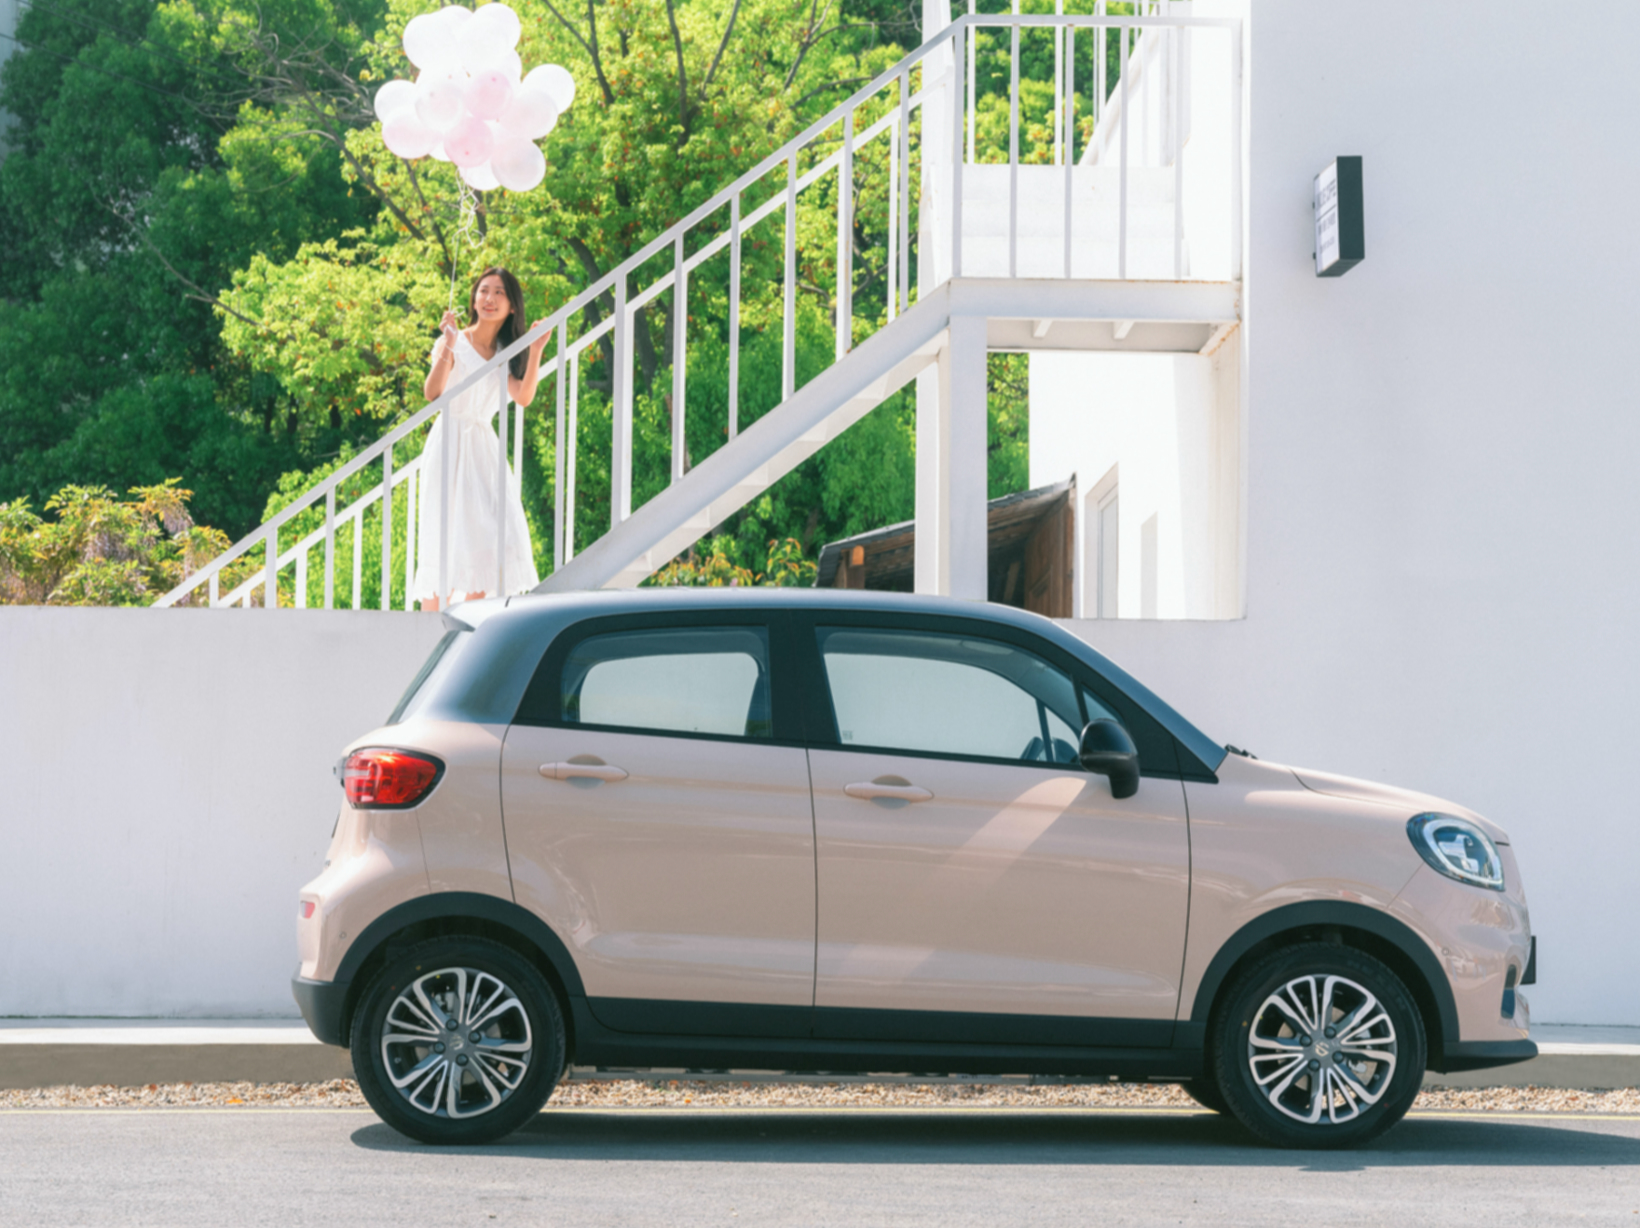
[154,5,1240,610]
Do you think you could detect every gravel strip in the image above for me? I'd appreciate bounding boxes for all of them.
[4,1079,1640,1114]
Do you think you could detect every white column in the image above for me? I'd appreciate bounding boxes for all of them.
[915,314,988,600]
[945,313,988,601]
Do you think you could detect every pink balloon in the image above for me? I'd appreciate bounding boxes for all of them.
[382,114,437,159]
[461,160,501,191]
[414,71,465,133]
[465,70,514,121]
[444,116,494,169]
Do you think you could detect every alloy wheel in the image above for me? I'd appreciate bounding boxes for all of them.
[1246,972,1397,1125]
[380,965,534,1119]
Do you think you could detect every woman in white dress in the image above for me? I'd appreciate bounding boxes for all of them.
[413,266,548,611]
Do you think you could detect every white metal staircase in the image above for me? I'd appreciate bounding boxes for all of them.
[154,1,1243,609]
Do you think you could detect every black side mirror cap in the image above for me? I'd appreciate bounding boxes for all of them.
[1079,718,1140,799]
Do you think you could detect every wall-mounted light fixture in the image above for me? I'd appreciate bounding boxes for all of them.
[1314,156,1364,277]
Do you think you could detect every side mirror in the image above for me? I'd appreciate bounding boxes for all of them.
[1079,719,1140,800]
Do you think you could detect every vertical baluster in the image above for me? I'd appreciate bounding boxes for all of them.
[952,23,965,281]
[729,193,741,439]
[208,570,219,608]
[379,444,393,611]
[496,374,508,597]
[1119,20,1130,279]
[512,364,525,503]
[438,405,449,607]
[783,154,797,402]
[887,107,899,322]
[1064,21,1075,279]
[1054,0,1063,166]
[1097,1,1105,124]
[351,509,362,609]
[1173,22,1184,279]
[1230,19,1243,283]
[673,232,688,481]
[837,111,854,359]
[553,320,567,570]
[403,465,416,609]
[264,529,276,609]
[613,273,631,525]
[897,69,910,312]
[966,0,976,165]
[296,547,308,609]
[1008,16,1020,279]
[565,352,579,562]
[323,486,336,609]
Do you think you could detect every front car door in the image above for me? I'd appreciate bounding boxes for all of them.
[798,614,1191,1046]
[500,612,815,1036]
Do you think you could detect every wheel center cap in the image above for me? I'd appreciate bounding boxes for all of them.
[1314,1042,1330,1057]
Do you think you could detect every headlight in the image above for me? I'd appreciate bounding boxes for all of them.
[1406,813,1505,891]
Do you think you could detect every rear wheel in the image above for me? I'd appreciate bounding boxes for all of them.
[351,936,566,1145]
[1181,1079,1229,1114]
[1213,943,1425,1149]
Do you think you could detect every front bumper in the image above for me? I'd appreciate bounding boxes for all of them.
[292,973,352,1048]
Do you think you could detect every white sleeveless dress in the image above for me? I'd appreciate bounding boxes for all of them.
[410,333,540,602]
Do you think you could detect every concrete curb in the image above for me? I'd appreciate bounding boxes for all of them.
[2,1024,1636,1091]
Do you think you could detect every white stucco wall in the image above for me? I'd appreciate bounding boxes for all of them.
[0,609,446,1017]
[1058,0,1640,1025]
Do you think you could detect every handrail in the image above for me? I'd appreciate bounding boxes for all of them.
[155,7,1243,609]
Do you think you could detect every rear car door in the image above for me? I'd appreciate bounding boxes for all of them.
[501,611,815,1036]
[798,614,1191,1046]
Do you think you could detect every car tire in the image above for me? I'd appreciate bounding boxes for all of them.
[351,936,566,1145]
[1181,1079,1229,1115]
[1212,943,1426,1149]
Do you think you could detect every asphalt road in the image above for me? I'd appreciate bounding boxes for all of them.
[3,1107,1638,1226]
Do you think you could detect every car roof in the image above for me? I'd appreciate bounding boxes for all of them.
[427,589,1225,776]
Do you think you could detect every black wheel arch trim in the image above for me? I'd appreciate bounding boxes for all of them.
[316,892,587,1046]
[1187,900,1462,1067]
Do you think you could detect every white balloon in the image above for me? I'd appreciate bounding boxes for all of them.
[492,135,546,192]
[401,12,441,68]
[435,5,474,38]
[382,113,437,159]
[498,83,558,141]
[459,34,512,76]
[428,137,450,163]
[461,160,501,191]
[500,49,523,84]
[526,63,576,114]
[469,3,522,49]
[373,78,417,123]
[414,70,466,133]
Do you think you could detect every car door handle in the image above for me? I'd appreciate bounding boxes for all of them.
[540,761,629,783]
[844,780,933,803]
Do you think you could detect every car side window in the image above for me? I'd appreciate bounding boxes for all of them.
[815,626,1087,764]
[561,626,773,739]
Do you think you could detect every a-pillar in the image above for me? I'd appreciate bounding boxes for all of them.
[914,314,988,600]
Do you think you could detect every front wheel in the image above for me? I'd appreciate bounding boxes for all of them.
[351,936,566,1145]
[1213,943,1426,1149]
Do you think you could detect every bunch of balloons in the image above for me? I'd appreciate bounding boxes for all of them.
[374,3,575,192]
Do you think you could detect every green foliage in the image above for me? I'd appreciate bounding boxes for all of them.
[0,480,229,605]
[649,535,817,587]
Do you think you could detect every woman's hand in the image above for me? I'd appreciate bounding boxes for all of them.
[528,319,551,355]
[439,310,461,349]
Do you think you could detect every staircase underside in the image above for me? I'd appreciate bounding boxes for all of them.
[537,278,1238,593]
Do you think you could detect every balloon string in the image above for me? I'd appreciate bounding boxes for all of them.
[446,181,483,312]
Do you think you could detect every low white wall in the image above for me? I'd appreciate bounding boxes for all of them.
[0,608,446,1017]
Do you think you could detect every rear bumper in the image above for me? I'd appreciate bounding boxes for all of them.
[1436,1039,1538,1073]
[291,973,352,1048]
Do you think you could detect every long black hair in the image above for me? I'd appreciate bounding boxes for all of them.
[467,265,529,379]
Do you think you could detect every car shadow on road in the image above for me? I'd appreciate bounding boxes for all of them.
[350,1110,1640,1167]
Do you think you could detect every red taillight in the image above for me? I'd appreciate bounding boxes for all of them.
[299,901,315,920]
[342,749,443,809]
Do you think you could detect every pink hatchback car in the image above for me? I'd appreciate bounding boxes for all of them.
[294,590,1535,1148]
